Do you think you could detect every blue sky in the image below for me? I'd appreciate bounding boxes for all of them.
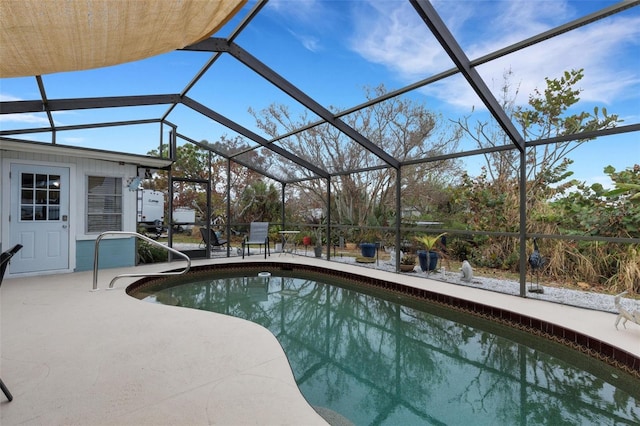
[1,0,638,187]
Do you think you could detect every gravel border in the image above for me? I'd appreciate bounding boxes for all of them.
[171,242,639,316]
[330,255,639,315]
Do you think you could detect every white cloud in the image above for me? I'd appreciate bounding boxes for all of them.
[0,91,73,126]
[579,173,614,190]
[482,15,640,105]
[349,1,640,112]
[267,0,322,22]
[349,2,449,80]
[0,92,48,124]
[0,113,49,125]
[265,0,345,53]
[61,136,86,144]
[287,28,320,52]
[481,0,570,44]
[0,93,22,102]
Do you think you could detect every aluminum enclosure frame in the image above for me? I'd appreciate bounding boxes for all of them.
[1,0,639,297]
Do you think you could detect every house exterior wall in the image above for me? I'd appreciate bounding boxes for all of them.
[1,148,139,275]
[75,238,136,272]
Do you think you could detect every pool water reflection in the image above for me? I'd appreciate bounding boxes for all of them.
[135,272,640,425]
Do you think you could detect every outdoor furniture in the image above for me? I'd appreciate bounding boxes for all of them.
[278,230,299,256]
[0,243,23,402]
[242,222,270,259]
[199,227,228,250]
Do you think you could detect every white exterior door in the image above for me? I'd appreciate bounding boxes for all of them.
[9,164,70,273]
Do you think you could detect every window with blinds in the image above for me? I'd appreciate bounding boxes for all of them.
[87,176,122,233]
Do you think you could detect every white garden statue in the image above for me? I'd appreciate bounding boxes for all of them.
[389,247,404,267]
[387,248,398,267]
[460,260,473,282]
[614,291,640,329]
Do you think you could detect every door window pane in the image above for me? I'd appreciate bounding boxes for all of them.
[49,190,60,204]
[36,190,47,204]
[35,174,47,188]
[19,172,63,222]
[48,175,60,189]
[21,189,33,204]
[21,173,33,188]
[49,206,60,221]
[34,206,47,220]
[21,206,33,220]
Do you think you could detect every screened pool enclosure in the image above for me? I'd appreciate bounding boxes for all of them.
[1,1,639,296]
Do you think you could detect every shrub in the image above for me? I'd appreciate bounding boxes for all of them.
[449,238,473,261]
[400,254,416,265]
[137,240,168,264]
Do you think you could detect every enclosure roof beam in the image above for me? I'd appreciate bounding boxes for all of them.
[162,1,269,123]
[181,96,329,179]
[177,2,635,159]
[174,132,287,184]
[400,123,640,168]
[526,123,640,147]
[410,0,525,153]
[0,118,161,136]
[175,132,231,160]
[35,76,56,138]
[177,1,267,102]
[1,94,182,114]
[0,137,173,169]
[184,38,400,169]
[473,1,640,68]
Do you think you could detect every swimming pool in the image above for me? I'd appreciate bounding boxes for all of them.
[129,265,640,425]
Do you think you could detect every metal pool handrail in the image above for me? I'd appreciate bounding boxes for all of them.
[92,231,191,291]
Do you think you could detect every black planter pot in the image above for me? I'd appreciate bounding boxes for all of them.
[417,250,438,271]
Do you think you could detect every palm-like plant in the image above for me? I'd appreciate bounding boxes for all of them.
[414,232,446,253]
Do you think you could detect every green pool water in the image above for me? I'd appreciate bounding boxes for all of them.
[133,271,640,425]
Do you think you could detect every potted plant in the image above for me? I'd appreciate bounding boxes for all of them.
[359,229,380,258]
[313,227,323,258]
[399,253,416,272]
[415,233,446,272]
[301,233,313,247]
[360,242,376,258]
[269,227,283,252]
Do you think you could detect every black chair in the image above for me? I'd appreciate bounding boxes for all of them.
[0,244,22,402]
[199,227,228,250]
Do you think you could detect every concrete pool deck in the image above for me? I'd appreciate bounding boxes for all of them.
[1,256,639,425]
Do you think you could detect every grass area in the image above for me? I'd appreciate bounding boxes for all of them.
[166,232,201,244]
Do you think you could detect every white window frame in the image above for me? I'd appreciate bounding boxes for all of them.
[86,175,123,233]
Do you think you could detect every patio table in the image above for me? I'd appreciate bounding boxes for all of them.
[278,231,300,256]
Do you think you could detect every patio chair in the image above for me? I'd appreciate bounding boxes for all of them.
[242,222,270,259]
[199,227,228,250]
[0,244,23,402]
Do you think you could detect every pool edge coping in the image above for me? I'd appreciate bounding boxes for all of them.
[127,260,640,378]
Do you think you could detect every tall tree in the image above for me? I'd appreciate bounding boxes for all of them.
[146,135,269,224]
[453,69,624,277]
[458,69,619,187]
[234,179,281,224]
[250,85,462,229]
